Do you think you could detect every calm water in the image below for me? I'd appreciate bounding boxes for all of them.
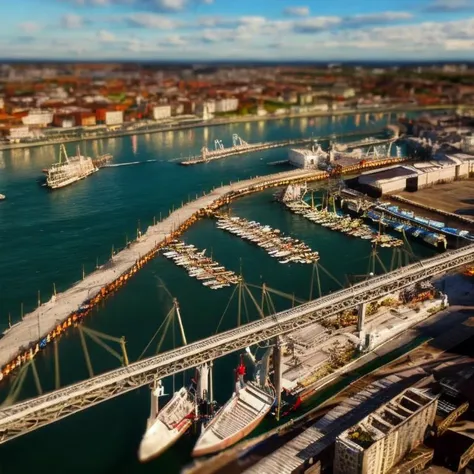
[0,112,436,474]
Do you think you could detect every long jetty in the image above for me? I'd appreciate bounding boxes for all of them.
[178,128,388,166]
[0,156,405,381]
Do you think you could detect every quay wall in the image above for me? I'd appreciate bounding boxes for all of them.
[387,194,474,225]
[0,157,406,381]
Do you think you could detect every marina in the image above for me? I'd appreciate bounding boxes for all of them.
[216,215,320,263]
[0,110,443,474]
[283,197,404,248]
[162,241,239,289]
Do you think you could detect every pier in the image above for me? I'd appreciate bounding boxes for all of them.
[178,128,390,166]
[0,155,408,383]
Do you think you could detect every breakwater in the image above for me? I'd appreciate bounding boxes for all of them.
[0,157,406,381]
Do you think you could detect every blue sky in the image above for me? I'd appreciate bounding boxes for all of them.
[2,0,474,60]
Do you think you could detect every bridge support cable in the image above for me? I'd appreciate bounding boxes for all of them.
[1,363,29,407]
[80,327,129,367]
[138,305,175,360]
[0,245,473,444]
[78,326,94,379]
[309,262,322,300]
[247,283,306,306]
[30,359,43,397]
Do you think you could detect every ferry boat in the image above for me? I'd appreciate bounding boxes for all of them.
[138,382,195,462]
[45,144,98,189]
[192,357,276,457]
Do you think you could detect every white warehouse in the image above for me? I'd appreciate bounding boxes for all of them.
[358,153,474,196]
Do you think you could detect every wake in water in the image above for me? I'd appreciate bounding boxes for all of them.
[103,159,158,168]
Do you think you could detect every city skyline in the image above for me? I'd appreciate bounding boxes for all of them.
[2,0,474,60]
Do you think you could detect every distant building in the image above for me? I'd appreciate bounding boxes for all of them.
[215,98,239,113]
[21,109,53,127]
[53,115,75,128]
[334,388,438,474]
[461,135,474,154]
[105,110,123,126]
[152,105,172,120]
[4,125,32,142]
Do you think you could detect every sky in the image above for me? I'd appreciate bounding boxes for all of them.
[2,0,474,60]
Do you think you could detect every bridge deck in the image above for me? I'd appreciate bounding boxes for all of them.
[0,243,473,443]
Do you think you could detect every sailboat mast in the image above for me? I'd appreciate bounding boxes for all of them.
[174,299,188,346]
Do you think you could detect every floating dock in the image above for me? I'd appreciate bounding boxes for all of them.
[216,216,320,264]
[162,241,238,289]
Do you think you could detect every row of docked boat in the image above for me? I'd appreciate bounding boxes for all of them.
[162,240,239,290]
[285,201,404,248]
[216,216,320,264]
[366,210,448,249]
[376,203,474,243]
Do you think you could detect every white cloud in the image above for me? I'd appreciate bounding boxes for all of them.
[61,14,84,29]
[343,11,413,27]
[19,22,41,33]
[293,16,342,33]
[425,0,474,12]
[283,6,310,17]
[165,34,187,45]
[97,30,116,42]
[125,13,180,29]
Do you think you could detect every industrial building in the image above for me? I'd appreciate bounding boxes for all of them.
[333,388,438,474]
[357,153,474,196]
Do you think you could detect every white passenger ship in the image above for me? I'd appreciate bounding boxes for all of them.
[45,144,98,189]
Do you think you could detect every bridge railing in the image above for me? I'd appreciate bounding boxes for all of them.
[0,244,472,443]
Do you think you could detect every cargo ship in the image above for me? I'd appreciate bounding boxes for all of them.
[44,144,98,189]
[192,356,276,457]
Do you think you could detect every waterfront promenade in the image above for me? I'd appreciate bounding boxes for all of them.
[0,104,453,152]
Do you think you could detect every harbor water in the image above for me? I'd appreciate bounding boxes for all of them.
[0,111,436,474]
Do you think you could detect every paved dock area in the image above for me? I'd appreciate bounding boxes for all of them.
[397,180,474,226]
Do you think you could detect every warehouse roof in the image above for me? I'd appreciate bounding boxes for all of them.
[359,165,419,184]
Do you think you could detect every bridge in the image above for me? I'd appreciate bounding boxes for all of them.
[178,128,390,166]
[0,244,473,444]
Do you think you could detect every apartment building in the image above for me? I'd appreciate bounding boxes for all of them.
[334,388,438,474]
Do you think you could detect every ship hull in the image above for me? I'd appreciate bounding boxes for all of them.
[192,409,269,457]
[138,416,193,462]
[192,383,275,457]
[47,167,98,189]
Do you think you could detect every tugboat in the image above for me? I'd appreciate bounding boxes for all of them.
[192,355,276,457]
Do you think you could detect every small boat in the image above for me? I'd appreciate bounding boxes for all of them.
[0,194,5,201]
[138,383,195,462]
[192,357,275,457]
